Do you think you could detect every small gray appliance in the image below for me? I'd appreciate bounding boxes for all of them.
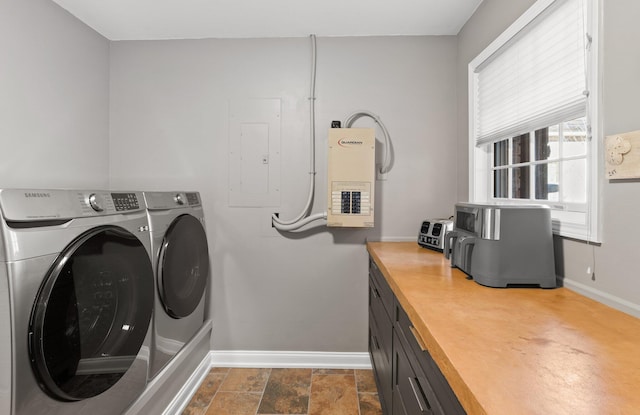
[143,191,210,380]
[444,202,556,288]
[0,189,154,415]
[418,218,453,252]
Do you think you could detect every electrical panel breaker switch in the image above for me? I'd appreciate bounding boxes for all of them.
[327,128,375,227]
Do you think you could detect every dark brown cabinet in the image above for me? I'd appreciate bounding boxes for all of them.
[369,256,466,415]
[394,305,465,415]
[393,330,440,415]
[369,258,394,414]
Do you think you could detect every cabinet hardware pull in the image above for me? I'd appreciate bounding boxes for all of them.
[409,325,428,352]
[372,335,380,350]
[370,282,380,298]
[408,376,431,412]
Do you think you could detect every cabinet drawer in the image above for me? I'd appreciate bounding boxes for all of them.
[369,258,394,319]
[369,298,392,368]
[395,303,466,415]
[370,276,393,350]
[393,331,441,415]
[369,310,392,414]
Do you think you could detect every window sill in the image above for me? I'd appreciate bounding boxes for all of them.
[552,216,601,243]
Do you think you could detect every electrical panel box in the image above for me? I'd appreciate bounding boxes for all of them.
[327,128,375,227]
[228,98,281,207]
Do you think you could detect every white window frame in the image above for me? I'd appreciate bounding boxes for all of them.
[468,0,601,242]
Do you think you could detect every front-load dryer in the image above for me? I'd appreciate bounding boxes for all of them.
[143,191,210,380]
[0,189,154,415]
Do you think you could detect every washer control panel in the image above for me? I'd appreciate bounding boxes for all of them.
[88,193,105,212]
[81,191,143,215]
[0,189,145,222]
[111,192,140,211]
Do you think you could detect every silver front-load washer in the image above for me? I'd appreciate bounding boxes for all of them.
[143,191,210,380]
[0,189,154,415]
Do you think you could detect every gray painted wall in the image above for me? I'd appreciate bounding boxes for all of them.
[109,36,459,351]
[0,0,110,188]
[457,0,640,316]
[5,0,639,358]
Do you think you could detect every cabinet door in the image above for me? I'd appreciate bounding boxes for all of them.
[393,331,439,415]
[369,267,393,415]
[395,304,466,415]
[369,311,392,414]
[370,258,394,320]
[369,274,393,366]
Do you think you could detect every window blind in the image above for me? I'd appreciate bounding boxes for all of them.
[474,0,587,146]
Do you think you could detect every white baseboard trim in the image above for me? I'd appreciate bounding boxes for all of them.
[163,352,212,415]
[127,321,212,415]
[210,350,372,369]
[563,277,640,318]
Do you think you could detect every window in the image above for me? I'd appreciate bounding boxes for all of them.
[492,117,587,205]
[469,0,600,241]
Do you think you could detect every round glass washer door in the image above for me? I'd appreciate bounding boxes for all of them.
[157,214,209,319]
[29,225,154,401]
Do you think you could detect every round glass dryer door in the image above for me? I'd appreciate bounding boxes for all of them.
[29,226,153,401]
[158,214,209,319]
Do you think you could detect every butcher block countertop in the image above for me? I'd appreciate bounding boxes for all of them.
[366,241,640,415]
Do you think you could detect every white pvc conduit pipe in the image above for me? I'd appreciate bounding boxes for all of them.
[271,212,327,231]
[272,37,393,232]
[272,35,326,231]
[344,111,392,175]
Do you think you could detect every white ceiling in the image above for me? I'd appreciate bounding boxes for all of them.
[50,0,483,41]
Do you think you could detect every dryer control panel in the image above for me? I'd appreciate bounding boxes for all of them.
[186,192,201,206]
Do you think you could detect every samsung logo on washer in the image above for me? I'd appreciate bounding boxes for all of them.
[338,138,364,147]
[24,192,51,198]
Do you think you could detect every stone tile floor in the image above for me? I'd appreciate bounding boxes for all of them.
[182,368,383,415]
